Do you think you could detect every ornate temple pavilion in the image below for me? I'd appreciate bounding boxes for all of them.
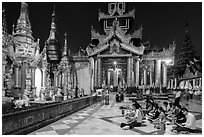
[2,2,176,101]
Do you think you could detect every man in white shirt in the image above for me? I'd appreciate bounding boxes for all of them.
[174,107,196,133]
[174,90,181,106]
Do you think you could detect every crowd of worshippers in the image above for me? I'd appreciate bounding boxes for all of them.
[120,100,197,134]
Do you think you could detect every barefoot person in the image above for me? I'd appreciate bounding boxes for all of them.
[120,103,143,130]
[173,107,196,133]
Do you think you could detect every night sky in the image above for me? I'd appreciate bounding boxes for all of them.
[3,2,202,58]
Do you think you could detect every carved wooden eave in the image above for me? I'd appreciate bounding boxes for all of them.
[179,67,202,82]
[98,9,135,21]
[91,27,114,45]
[115,27,131,43]
[142,42,175,60]
[73,55,89,62]
[89,44,109,57]
[130,25,143,39]
[120,43,145,55]
[97,53,132,58]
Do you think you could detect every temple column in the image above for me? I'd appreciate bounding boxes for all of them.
[127,57,133,87]
[21,63,26,96]
[30,67,36,98]
[143,68,147,87]
[130,57,133,86]
[58,72,62,88]
[63,71,67,100]
[174,78,177,89]
[171,79,174,89]
[97,57,102,87]
[94,59,98,87]
[163,64,167,87]
[14,66,20,88]
[192,79,195,89]
[53,71,58,87]
[155,60,161,87]
[13,65,21,97]
[113,69,117,87]
[2,53,7,97]
[135,59,140,87]
[42,69,46,88]
[149,68,152,87]
[108,71,110,86]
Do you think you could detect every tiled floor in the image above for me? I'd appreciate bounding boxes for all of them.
[29,93,202,135]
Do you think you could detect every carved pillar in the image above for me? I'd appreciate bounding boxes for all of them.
[63,71,67,100]
[144,68,147,86]
[21,62,27,96]
[171,79,174,89]
[130,57,133,86]
[30,67,36,98]
[127,57,133,87]
[13,65,21,97]
[155,60,161,87]
[58,72,62,88]
[108,71,110,86]
[2,54,7,97]
[42,69,46,88]
[14,66,20,88]
[174,78,177,89]
[94,59,98,87]
[149,67,152,87]
[135,59,140,87]
[193,79,195,89]
[97,57,102,87]
[53,71,58,87]
[163,64,167,87]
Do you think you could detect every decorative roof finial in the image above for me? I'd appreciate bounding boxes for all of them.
[185,22,189,34]
[12,21,15,35]
[52,3,56,17]
[15,2,33,39]
[51,4,56,30]
[62,31,68,57]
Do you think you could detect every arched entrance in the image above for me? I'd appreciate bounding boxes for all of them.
[101,58,127,92]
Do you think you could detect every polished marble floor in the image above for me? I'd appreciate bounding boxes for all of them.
[29,93,202,135]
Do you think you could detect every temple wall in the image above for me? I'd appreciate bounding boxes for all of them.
[76,66,91,95]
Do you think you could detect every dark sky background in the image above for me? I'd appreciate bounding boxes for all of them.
[3,2,202,59]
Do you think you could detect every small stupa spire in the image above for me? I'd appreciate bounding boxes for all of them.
[62,32,68,57]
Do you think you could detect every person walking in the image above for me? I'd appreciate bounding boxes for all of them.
[174,90,181,106]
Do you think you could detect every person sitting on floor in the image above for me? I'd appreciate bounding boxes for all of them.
[116,93,120,102]
[152,107,167,130]
[173,107,196,133]
[148,104,160,122]
[163,101,170,114]
[166,103,176,121]
[175,105,186,124]
[120,103,143,130]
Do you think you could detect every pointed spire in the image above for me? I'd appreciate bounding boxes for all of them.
[62,32,68,57]
[49,4,57,40]
[47,3,61,63]
[185,22,189,34]
[15,2,34,40]
[12,21,15,35]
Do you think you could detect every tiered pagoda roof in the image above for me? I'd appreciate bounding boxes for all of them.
[46,5,61,64]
